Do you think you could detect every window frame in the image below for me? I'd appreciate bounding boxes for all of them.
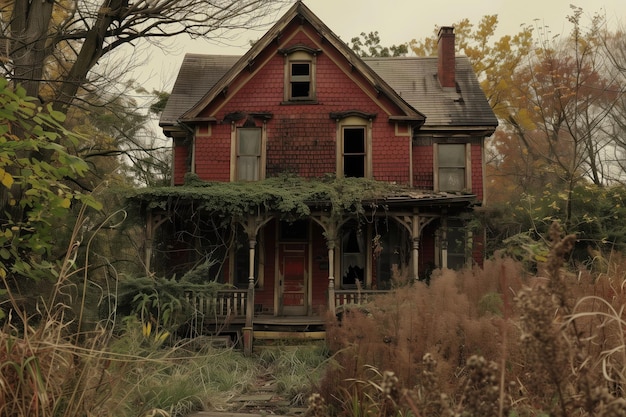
[434,142,471,192]
[230,122,266,182]
[336,116,372,179]
[283,50,317,102]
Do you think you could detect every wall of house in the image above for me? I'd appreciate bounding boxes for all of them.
[470,142,484,201]
[173,138,189,185]
[412,142,434,190]
[187,25,412,184]
[194,124,231,182]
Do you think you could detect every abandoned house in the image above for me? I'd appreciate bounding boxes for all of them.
[130,1,497,350]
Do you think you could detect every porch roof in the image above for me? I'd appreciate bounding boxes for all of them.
[127,176,478,219]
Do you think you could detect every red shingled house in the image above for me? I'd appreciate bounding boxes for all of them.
[133,1,497,349]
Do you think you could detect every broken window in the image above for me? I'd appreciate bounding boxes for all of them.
[341,221,365,287]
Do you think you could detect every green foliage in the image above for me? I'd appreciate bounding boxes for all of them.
[0,79,101,292]
[148,90,170,115]
[478,292,503,316]
[498,184,626,263]
[257,343,329,405]
[349,31,408,57]
[116,275,228,335]
[129,174,409,223]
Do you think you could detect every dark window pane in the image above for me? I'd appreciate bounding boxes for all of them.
[291,63,310,76]
[291,81,310,98]
[343,127,365,153]
[344,155,365,177]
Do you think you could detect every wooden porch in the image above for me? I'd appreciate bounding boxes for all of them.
[184,288,386,350]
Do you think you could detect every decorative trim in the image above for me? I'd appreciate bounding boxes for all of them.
[278,43,322,56]
[329,110,377,121]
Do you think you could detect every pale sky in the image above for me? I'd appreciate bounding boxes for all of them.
[136,0,625,97]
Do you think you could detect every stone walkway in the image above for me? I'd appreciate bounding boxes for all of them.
[187,372,307,417]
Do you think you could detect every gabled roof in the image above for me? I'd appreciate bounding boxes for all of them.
[160,1,427,130]
[160,1,497,133]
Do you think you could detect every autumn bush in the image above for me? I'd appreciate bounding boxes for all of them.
[312,223,626,417]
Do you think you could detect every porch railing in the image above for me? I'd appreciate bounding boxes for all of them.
[185,289,248,319]
[334,289,388,308]
[184,288,388,319]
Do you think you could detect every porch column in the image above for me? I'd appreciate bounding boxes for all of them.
[243,236,256,356]
[441,219,448,269]
[327,240,336,315]
[238,213,272,356]
[246,237,257,327]
[411,214,421,280]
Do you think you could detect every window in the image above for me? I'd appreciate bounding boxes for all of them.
[436,143,469,192]
[281,48,317,102]
[236,127,262,181]
[290,61,311,100]
[336,116,371,178]
[343,127,366,177]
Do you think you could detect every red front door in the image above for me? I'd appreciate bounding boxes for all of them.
[279,243,308,315]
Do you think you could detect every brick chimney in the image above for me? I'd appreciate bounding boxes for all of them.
[437,26,455,89]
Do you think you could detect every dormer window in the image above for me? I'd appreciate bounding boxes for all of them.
[279,45,320,103]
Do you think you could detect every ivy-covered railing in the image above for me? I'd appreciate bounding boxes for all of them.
[185,289,248,319]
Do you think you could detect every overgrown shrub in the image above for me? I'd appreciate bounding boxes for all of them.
[313,222,626,417]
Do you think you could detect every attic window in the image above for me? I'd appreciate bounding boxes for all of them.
[283,50,316,102]
[290,62,310,98]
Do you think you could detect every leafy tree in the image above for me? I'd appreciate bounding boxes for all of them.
[412,10,626,255]
[350,31,408,57]
[0,0,287,219]
[494,7,622,231]
[0,78,101,292]
[409,15,534,117]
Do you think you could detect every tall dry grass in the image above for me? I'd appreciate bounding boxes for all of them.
[312,222,626,416]
[0,211,252,417]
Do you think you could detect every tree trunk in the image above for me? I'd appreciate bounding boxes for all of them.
[10,0,54,99]
[55,0,130,110]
